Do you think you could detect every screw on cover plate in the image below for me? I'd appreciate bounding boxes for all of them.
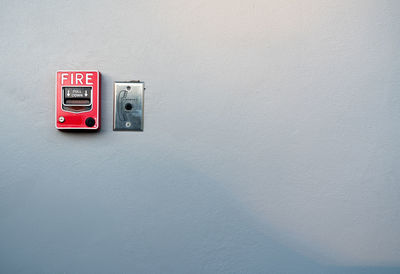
[125,121,131,127]
[59,116,65,123]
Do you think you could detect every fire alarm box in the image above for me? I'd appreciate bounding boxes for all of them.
[55,70,100,130]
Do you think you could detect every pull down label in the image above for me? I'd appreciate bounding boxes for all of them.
[63,87,91,99]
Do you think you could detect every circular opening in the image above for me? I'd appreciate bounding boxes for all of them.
[125,103,133,110]
[85,117,95,127]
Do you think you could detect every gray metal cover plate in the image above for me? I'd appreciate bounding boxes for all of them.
[113,81,144,131]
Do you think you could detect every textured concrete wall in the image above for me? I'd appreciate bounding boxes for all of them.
[1,0,400,273]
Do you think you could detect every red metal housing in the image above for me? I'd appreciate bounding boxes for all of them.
[55,70,100,130]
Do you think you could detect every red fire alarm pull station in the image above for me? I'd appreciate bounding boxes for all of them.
[55,70,100,130]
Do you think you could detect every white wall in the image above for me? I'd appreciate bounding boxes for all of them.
[1,0,400,273]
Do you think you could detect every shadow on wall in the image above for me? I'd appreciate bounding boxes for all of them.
[0,146,400,274]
